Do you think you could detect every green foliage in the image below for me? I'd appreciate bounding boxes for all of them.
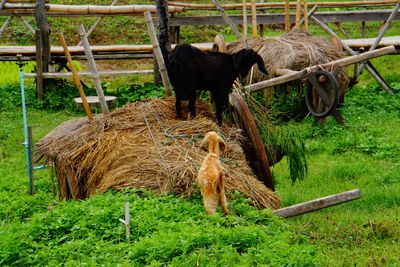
[0,190,317,266]
[113,82,166,105]
[0,62,36,84]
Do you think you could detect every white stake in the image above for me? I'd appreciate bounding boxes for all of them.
[119,202,131,240]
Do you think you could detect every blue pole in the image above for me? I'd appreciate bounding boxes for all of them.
[19,66,33,192]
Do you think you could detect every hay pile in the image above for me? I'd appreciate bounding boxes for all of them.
[228,30,350,101]
[36,97,280,210]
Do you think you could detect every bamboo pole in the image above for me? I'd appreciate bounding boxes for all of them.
[77,0,119,46]
[275,189,361,218]
[144,11,172,96]
[251,0,257,37]
[20,16,35,34]
[242,0,248,39]
[284,0,290,32]
[59,32,93,120]
[335,22,351,39]
[24,69,153,78]
[303,0,308,30]
[295,0,302,29]
[357,0,400,76]
[211,0,243,39]
[0,15,12,37]
[289,4,317,33]
[78,24,109,114]
[244,45,395,92]
[47,4,183,14]
[309,14,395,95]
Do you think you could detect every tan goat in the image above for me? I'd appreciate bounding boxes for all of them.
[197,131,229,215]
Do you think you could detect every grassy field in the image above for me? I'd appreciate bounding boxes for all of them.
[1,1,400,265]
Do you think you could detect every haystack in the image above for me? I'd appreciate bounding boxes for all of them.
[36,97,280,210]
[228,30,350,102]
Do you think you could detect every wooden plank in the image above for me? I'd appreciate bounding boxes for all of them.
[78,24,109,114]
[274,189,361,218]
[24,69,153,78]
[169,9,400,26]
[245,45,395,92]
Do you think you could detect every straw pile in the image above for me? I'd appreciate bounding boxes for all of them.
[228,30,350,102]
[35,97,280,210]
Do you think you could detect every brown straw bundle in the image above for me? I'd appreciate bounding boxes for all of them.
[228,30,350,102]
[36,97,280,210]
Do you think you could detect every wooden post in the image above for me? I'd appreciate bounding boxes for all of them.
[242,0,248,39]
[59,32,94,120]
[27,126,34,195]
[295,0,302,29]
[212,0,243,39]
[119,202,131,240]
[309,14,395,95]
[34,0,50,74]
[78,24,109,114]
[156,0,171,63]
[284,0,290,32]
[35,29,44,100]
[144,11,172,96]
[357,0,400,76]
[303,0,308,30]
[0,16,13,37]
[251,0,257,37]
[274,189,361,218]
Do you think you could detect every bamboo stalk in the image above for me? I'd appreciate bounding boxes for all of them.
[290,4,317,33]
[24,69,153,78]
[251,0,257,37]
[295,0,302,29]
[284,0,290,32]
[242,0,248,39]
[144,11,172,96]
[335,22,351,39]
[78,24,109,114]
[47,4,183,14]
[244,45,395,92]
[59,32,93,120]
[303,0,308,30]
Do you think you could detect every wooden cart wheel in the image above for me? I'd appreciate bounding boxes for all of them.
[305,70,339,118]
[212,34,227,53]
[229,93,275,191]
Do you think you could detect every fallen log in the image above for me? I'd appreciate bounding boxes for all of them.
[274,189,361,218]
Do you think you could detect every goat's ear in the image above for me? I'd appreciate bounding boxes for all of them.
[200,132,212,150]
[217,136,226,152]
[256,55,268,75]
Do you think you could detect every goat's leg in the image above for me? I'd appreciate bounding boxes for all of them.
[203,193,219,215]
[218,173,229,216]
[175,97,182,119]
[213,94,225,125]
[188,94,197,119]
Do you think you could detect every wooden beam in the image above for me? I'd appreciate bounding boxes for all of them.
[274,189,361,218]
[244,45,395,92]
[24,69,153,78]
[0,0,8,10]
[20,16,35,34]
[78,24,109,114]
[212,0,243,39]
[0,15,13,38]
[144,11,172,96]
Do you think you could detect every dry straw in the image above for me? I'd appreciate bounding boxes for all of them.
[35,97,280,210]
[228,30,350,102]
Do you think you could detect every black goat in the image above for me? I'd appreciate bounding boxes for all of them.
[167,44,268,124]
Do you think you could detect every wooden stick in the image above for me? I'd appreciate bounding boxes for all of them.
[78,24,109,114]
[357,0,400,75]
[284,0,290,32]
[251,0,257,37]
[295,0,301,29]
[0,0,8,10]
[119,202,131,240]
[0,15,12,37]
[35,29,44,100]
[242,0,248,39]
[290,4,317,33]
[334,22,351,39]
[27,125,34,195]
[47,4,183,14]
[144,11,172,96]
[77,0,119,46]
[25,69,153,78]
[20,16,35,34]
[309,14,395,95]
[275,189,361,218]
[245,45,395,92]
[211,0,243,39]
[59,32,93,120]
[303,0,308,30]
